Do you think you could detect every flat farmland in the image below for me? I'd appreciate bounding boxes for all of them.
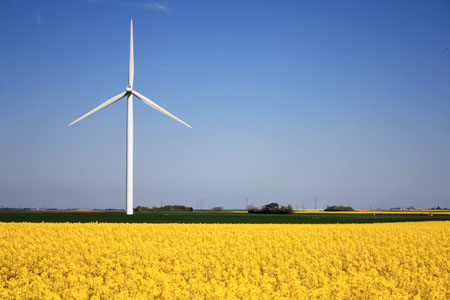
[1,211,450,223]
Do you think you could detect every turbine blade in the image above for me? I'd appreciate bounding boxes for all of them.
[129,19,134,88]
[132,90,192,128]
[69,92,127,126]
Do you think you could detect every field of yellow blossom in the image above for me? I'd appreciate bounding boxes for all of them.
[1,222,449,299]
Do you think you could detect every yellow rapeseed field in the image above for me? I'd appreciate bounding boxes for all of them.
[1,222,449,299]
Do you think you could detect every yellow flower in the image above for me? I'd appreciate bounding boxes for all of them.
[0,222,449,299]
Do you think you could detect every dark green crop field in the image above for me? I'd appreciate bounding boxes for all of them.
[1,211,449,224]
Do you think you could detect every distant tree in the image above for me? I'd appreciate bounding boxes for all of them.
[134,206,151,212]
[160,205,193,212]
[211,207,223,211]
[430,206,450,210]
[134,205,193,212]
[324,205,354,211]
[248,203,293,214]
[263,203,280,210]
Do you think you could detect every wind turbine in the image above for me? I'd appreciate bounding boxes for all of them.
[69,20,191,215]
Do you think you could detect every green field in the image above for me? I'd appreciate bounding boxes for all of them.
[1,211,449,223]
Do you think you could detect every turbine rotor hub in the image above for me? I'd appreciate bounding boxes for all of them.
[126,85,132,93]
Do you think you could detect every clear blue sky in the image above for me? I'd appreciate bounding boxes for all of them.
[0,0,449,209]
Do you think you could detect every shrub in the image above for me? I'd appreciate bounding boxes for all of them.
[324,205,354,211]
[248,203,293,214]
[134,205,193,212]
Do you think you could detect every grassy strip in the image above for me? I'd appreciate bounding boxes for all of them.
[1,211,450,223]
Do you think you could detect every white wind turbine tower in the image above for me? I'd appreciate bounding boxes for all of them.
[69,20,191,215]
